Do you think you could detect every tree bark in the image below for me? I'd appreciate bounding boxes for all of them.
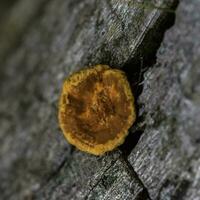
[0,0,199,199]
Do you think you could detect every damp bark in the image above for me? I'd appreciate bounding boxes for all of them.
[1,0,200,200]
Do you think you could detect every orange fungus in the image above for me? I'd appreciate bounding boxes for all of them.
[58,65,136,155]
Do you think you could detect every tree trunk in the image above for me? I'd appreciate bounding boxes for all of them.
[0,0,200,199]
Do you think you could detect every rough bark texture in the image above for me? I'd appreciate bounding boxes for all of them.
[0,0,199,199]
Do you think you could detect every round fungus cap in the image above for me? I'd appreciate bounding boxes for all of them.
[58,65,136,155]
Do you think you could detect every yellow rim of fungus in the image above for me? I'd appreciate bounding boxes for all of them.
[58,65,136,155]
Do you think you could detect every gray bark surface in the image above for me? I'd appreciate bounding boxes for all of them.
[128,1,200,199]
[0,0,199,199]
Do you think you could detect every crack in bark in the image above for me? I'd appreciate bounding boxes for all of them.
[119,156,152,200]
[83,154,153,199]
[84,158,119,199]
[119,0,178,157]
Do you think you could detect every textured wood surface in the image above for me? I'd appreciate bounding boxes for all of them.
[0,0,199,199]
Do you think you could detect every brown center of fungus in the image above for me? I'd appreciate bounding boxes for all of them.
[58,65,136,155]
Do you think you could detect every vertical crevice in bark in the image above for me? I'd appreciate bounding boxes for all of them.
[119,2,179,157]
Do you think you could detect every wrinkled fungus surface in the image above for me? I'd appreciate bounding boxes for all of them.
[59,65,136,155]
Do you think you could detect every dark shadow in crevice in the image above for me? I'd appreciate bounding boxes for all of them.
[136,189,151,200]
[119,114,145,156]
[119,1,179,157]
[119,130,143,156]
